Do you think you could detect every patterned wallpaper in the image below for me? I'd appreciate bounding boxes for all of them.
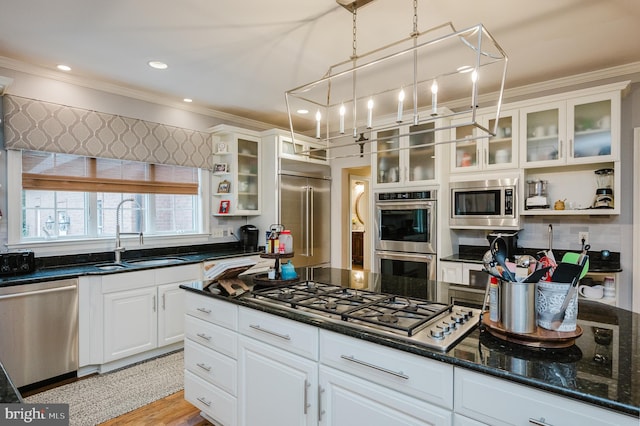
[3,95,212,169]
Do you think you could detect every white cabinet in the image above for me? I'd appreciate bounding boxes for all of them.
[454,368,638,426]
[373,122,447,188]
[184,291,239,426]
[238,307,319,426]
[439,261,487,287]
[211,125,261,216]
[262,129,328,164]
[450,110,519,173]
[101,264,200,364]
[319,365,451,426]
[520,91,621,168]
[440,261,463,284]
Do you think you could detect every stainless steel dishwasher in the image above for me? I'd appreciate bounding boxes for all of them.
[0,279,78,388]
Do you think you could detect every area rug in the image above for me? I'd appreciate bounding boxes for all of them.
[25,350,184,426]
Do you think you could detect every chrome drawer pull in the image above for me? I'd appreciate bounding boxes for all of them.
[340,355,409,380]
[196,307,212,314]
[196,362,212,372]
[303,379,310,414]
[318,386,325,421]
[196,332,212,341]
[197,396,212,407]
[249,324,291,340]
[529,418,553,426]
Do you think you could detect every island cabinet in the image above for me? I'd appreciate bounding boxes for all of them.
[454,368,637,426]
[238,307,319,426]
[319,330,453,425]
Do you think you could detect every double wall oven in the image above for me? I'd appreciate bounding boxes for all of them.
[374,190,437,281]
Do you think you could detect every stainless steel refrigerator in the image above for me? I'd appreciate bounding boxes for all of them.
[279,169,331,267]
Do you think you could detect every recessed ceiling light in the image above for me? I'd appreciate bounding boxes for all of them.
[183,98,193,103]
[57,64,71,72]
[297,109,309,114]
[148,61,168,70]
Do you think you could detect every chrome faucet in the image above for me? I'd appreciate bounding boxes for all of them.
[115,198,143,263]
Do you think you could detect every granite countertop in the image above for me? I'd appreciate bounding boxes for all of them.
[0,242,261,288]
[182,267,639,418]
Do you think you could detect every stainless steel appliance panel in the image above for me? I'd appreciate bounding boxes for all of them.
[375,192,436,254]
[280,172,331,268]
[0,279,78,387]
[376,251,436,281]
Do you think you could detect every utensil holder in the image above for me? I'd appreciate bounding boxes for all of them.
[500,280,537,334]
[536,281,578,332]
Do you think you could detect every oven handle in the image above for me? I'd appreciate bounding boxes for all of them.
[375,201,435,209]
[376,251,434,261]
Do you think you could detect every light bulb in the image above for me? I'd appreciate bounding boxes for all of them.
[396,90,405,123]
[315,110,322,139]
[367,99,374,129]
[339,104,346,134]
[431,80,439,116]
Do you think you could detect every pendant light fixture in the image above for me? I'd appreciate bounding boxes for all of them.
[285,0,508,159]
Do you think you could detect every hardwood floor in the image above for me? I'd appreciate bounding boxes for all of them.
[100,390,213,426]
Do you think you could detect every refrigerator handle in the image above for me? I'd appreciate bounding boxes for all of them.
[303,185,310,257]
[309,186,314,257]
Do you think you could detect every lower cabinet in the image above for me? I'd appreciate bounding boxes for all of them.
[454,368,637,426]
[101,264,200,364]
[319,365,451,426]
[238,336,318,426]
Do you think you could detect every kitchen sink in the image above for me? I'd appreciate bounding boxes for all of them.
[95,263,128,271]
[126,257,186,266]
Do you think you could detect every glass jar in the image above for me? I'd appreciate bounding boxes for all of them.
[279,230,293,254]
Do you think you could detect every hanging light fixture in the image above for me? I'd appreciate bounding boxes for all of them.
[285,0,508,159]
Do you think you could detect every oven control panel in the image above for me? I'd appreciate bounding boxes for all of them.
[378,190,436,201]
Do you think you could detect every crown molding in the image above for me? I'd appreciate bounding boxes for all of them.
[0,56,274,131]
[445,61,640,110]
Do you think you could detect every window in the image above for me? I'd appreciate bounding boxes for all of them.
[20,151,201,241]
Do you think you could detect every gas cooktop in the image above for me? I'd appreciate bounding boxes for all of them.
[248,281,480,351]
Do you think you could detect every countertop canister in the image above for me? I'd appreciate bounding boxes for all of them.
[500,280,537,334]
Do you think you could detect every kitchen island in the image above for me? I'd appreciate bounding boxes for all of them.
[182,267,638,425]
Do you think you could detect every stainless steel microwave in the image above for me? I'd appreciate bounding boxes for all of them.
[450,178,519,229]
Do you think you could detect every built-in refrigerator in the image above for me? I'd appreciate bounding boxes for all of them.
[279,169,331,267]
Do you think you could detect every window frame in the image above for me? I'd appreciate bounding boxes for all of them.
[6,150,212,256]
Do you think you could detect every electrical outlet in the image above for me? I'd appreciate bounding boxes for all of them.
[212,228,223,238]
[578,232,589,245]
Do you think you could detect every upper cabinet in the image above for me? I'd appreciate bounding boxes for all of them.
[211,125,261,216]
[520,90,621,168]
[450,109,519,173]
[373,122,445,188]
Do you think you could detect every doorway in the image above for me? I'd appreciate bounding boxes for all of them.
[345,169,371,271]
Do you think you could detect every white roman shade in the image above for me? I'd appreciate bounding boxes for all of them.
[3,95,212,169]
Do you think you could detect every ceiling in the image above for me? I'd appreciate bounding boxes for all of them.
[0,0,639,130]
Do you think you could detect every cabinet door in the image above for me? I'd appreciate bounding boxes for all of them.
[374,129,401,186]
[484,111,518,170]
[236,136,260,214]
[520,101,567,167]
[567,92,619,163]
[157,282,185,346]
[319,366,451,426]
[238,336,318,426]
[408,122,436,182]
[103,287,157,362]
[450,121,481,172]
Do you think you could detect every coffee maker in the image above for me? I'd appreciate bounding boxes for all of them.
[593,168,614,209]
[239,225,259,252]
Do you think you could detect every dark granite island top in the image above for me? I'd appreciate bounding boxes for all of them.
[182,267,639,419]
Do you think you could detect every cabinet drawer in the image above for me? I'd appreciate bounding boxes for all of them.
[185,339,236,396]
[238,307,318,361]
[102,270,155,293]
[185,314,237,359]
[320,330,453,409]
[185,370,237,426]
[156,264,200,285]
[455,368,637,426]
[185,291,238,331]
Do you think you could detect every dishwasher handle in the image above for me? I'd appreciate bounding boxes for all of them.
[0,284,77,300]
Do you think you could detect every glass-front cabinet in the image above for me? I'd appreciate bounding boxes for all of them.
[450,110,519,172]
[210,125,261,216]
[373,122,439,187]
[521,91,620,168]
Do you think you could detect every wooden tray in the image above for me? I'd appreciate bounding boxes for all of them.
[252,273,299,287]
[481,314,582,348]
